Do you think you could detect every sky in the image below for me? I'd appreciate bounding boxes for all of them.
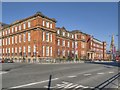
[2,2,118,50]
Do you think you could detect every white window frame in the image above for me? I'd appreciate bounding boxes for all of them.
[19,47,21,53]
[58,39,60,46]
[19,34,21,43]
[3,48,4,53]
[12,48,14,53]
[0,39,1,46]
[72,42,74,48]
[68,41,70,47]
[50,47,52,56]
[43,20,45,26]
[68,50,70,56]
[28,32,31,41]
[62,50,65,56]
[3,39,4,45]
[57,30,60,34]
[23,33,26,42]
[6,48,7,54]
[6,38,7,45]
[46,22,49,28]
[81,42,85,48]
[3,31,4,36]
[15,26,17,32]
[50,33,52,42]
[75,42,78,48]
[63,32,65,36]
[67,33,70,37]
[15,35,17,43]
[12,27,14,33]
[63,40,65,46]
[19,25,21,30]
[12,36,14,44]
[81,35,85,40]
[23,23,26,29]
[33,45,36,53]
[8,29,10,34]
[72,34,74,38]
[8,37,10,45]
[42,46,45,56]
[6,30,7,35]
[58,49,60,56]
[42,32,45,41]
[50,23,52,28]
[23,46,26,53]
[15,47,17,53]
[75,34,77,39]
[28,22,31,28]
[28,46,31,53]
[46,32,49,42]
[0,31,1,37]
[46,46,49,56]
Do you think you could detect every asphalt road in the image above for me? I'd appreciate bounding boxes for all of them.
[1,62,120,90]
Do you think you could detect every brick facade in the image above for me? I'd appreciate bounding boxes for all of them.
[0,12,107,62]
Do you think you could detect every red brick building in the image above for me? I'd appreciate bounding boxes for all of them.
[87,36,107,60]
[0,22,9,61]
[0,12,107,62]
[1,12,56,63]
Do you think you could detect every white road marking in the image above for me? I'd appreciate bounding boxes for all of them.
[90,87,94,88]
[67,84,78,88]
[0,71,7,75]
[10,78,59,89]
[67,75,76,78]
[75,85,89,89]
[97,73,104,75]
[108,71,114,74]
[84,74,92,76]
[44,81,90,89]
[64,83,73,88]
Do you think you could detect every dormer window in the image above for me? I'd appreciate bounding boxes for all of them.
[75,34,78,39]
[6,30,7,35]
[67,33,70,37]
[3,31,4,36]
[9,29,10,34]
[23,23,26,29]
[50,23,52,28]
[63,32,65,36]
[15,26,17,32]
[57,30,60,34]
[72,34,74,38]
[81,35,85,39]
[43,20,45,26]
[12,27,14,33]
[19,25,21,30]
[46,22,49,28]
[28,22,31,28]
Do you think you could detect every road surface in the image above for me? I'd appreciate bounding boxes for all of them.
[1,61,120,90]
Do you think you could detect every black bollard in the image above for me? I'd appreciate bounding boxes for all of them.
[48,75,52,90]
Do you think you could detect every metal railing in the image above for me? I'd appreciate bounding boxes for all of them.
[92,72,120,90]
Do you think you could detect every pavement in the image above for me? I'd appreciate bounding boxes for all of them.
[1,61,120,90]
